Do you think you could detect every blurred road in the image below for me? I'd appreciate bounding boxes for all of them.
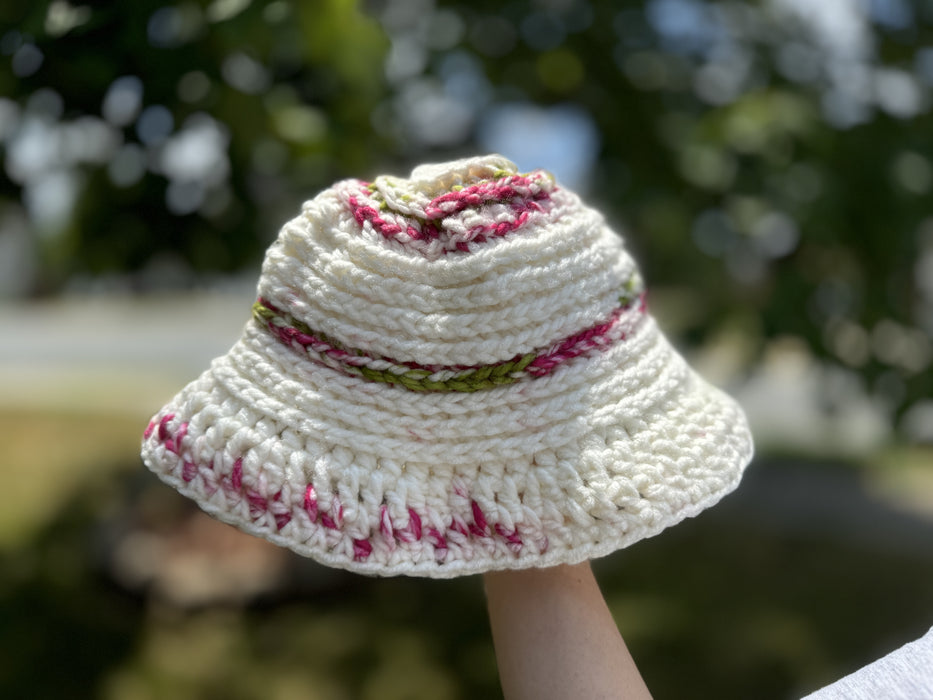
[0,287,892,456]
[0,286,254,414]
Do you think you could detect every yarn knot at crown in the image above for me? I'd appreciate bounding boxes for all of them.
[407,154,520,197]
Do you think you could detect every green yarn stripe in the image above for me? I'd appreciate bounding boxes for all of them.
[253,278,644,393]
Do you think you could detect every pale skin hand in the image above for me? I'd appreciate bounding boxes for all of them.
[484,561,653,700]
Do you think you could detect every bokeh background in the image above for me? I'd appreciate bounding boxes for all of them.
[1,1,932,698]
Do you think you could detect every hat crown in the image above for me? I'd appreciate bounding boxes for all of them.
[255,155,641,369]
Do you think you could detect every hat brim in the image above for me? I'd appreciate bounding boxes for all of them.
[141,313,753,578]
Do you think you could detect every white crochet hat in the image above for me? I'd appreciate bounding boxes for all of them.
[141,154,753,578]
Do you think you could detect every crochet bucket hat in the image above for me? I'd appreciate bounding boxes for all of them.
[141,154,753,578]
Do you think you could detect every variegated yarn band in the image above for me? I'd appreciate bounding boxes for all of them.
[251,281,647,393]
[345,168,556,255]
[140,154,754,579]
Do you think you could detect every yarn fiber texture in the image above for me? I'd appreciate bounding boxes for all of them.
[141,154,754,578]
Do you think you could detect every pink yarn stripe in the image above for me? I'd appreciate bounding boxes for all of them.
[164,421,188,455]
[495,524,524,553]
[348,195,437,241]
[273,510,292,531]
[423,174,553,219]
[450,516,470,539]
[426,527,447,551]
[181,460,197,483]
[157,414,175,441]
[470,500,489,537]
[304,484,319,522]
[353,538,373,560]
[526,293,647,377]
[260,306,367,369]
[379,504,394,543]
[378,506,424,544]
[408,508,422,540]
[450,204,545,252]
[256,291,646,388]
[145,414,550,562]
[347,172,554,249]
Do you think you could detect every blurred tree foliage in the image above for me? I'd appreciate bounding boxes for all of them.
[0,0,931,431]
[0,0,390,284]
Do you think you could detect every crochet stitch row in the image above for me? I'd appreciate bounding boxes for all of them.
[251,280,647,393]
[144,412,551,566]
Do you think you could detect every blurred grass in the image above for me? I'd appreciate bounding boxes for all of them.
[1,409,932,699]
[0,409,148,549]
